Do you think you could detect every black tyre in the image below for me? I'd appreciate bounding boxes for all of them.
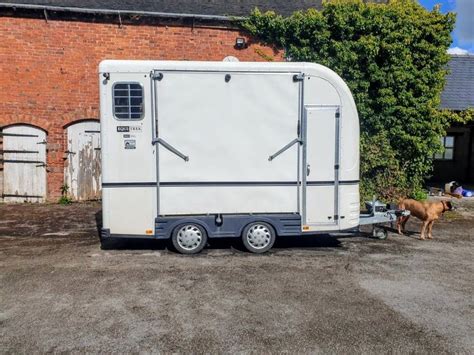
[242,222,276,254]
[373,227,388,240]
[171,223,208,254]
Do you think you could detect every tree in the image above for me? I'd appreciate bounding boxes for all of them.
[242,0,468,201]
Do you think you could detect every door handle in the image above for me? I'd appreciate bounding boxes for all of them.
[306,164,311,176]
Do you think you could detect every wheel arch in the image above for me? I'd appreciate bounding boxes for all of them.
[165,218,212,239]
[238,217,279,237]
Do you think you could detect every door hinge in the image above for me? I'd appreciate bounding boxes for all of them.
[335,164,340,169]
[293,73,304,82]
[1,159,44,164]
[2,193,44,199]
[335,111,340,118]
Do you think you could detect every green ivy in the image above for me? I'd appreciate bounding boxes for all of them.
[242,0,472,202]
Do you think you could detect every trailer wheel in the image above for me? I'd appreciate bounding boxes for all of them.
[172,224,208,254]
[373,227,388,240]
[242,222,276,254]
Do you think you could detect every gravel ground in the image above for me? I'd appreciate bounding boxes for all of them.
[0,200,473,353]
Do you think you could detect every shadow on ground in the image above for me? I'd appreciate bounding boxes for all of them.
[96,210,344,252]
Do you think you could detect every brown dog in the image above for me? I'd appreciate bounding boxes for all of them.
[397,199,453,240]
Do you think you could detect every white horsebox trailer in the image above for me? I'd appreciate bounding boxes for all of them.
[99,60,365,253]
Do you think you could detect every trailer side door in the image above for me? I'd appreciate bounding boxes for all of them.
[303,106,340,228]
[100,73,157,235]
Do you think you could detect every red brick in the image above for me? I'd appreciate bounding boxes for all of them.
[0,17,283,200]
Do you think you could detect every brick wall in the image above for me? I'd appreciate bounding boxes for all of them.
[0,16,283,200]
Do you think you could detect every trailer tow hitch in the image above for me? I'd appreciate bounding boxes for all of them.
[359,198,410,240]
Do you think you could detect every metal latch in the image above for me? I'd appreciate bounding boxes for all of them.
[293,73,304,82]
[151,71,164,81]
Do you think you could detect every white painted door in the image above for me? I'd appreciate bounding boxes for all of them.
[304,107,340,226]
[2,125,47,202]
[65,121,101,200]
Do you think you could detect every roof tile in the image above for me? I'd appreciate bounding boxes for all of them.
[0,0,325,17]
[441,55,474,110]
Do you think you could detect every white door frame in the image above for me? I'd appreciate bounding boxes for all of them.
[151,69,304,216]
[302,105,341,226]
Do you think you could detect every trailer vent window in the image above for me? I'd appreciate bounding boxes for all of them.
[113,83,143,120]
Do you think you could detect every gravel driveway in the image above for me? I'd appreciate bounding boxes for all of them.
[0,201,473,353]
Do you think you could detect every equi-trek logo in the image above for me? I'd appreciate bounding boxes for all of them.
[117,126,142,133]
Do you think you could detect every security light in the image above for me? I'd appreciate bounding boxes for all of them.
[235,37,246,49]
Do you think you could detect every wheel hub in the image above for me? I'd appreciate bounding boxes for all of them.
[177,225,203,250]
[246,224,271,249]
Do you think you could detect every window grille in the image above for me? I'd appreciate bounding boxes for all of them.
[113,83,143,120]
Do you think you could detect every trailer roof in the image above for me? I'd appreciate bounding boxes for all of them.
[99,60,356,112]
[100,60,332,76]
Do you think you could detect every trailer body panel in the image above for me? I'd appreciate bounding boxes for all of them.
[99,61,360,237]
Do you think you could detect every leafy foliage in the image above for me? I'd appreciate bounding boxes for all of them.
[59,183,72,205]
[242,0,465,201]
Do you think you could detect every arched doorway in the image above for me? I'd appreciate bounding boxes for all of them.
[2,124,47,202]
[64,120,101,200]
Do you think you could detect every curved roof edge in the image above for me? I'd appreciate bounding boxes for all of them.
[99,60,358,115]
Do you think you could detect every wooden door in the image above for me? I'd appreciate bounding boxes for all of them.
[65,121,101,200]
[2,125,47,202]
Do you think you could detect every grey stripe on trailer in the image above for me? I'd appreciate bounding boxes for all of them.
[102,180,360,188]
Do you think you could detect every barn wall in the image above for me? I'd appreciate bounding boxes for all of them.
[0,16,283,200]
